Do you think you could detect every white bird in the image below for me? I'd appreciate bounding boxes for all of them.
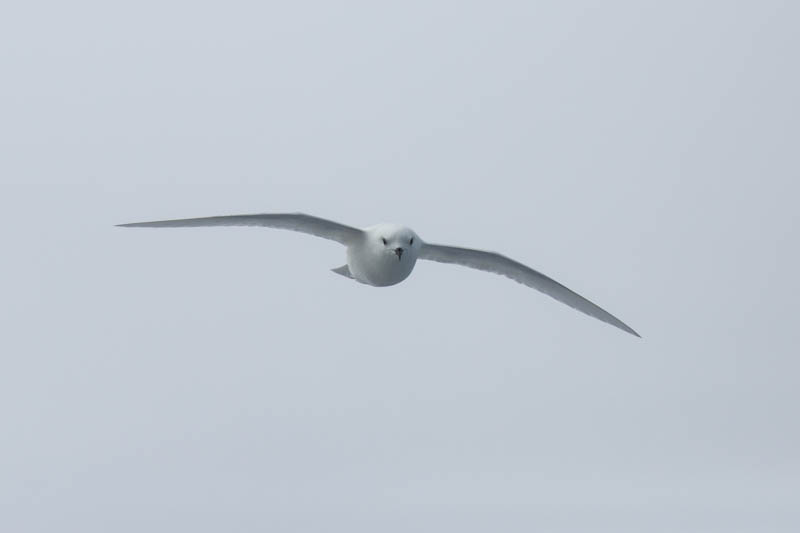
[118,212,639,336]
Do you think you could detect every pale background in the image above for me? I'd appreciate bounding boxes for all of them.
[1,1,798,531]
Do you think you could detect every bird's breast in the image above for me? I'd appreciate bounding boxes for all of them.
[346,245,416,287]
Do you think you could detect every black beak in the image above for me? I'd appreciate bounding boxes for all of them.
[394,247,404,260]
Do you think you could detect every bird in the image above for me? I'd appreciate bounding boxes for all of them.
[118,212,640,336]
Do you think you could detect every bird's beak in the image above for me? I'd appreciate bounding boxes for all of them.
[394,247,404,261]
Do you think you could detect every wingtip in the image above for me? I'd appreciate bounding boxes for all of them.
[605,315,641,338]
[614,320,641,338]
[626,326,642,338]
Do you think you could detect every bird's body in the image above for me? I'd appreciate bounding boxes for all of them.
[118,212,640,336]
[345,224,420,286]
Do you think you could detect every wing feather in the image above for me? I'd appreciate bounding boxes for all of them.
[420,243,639,337]
[117,213,363,245]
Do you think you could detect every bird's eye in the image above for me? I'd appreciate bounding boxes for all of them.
[409,237,414,245]
[381,237,387,245]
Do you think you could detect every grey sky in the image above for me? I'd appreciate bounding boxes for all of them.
[1,1,798,532]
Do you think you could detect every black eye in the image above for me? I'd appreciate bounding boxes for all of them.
[409,237,414,245]
[381,237,387,245]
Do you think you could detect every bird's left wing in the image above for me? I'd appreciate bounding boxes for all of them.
[117,213,363,245]
[419,242,640,337]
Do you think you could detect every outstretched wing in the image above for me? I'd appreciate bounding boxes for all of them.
[118,212,363,245]
[419,243,639,337]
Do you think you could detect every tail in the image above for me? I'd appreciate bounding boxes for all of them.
[330,264,354,279]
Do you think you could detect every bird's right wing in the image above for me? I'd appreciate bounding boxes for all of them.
[117,212,363,245]
[419,242,639,337]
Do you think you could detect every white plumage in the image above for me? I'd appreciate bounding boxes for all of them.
[119,212,639,336]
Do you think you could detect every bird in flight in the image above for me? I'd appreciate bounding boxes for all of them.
[118,212,639,336]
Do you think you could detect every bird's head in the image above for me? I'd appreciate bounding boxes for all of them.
[367,223,421,262]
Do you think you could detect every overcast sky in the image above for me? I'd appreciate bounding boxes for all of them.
[1,1,798,532]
